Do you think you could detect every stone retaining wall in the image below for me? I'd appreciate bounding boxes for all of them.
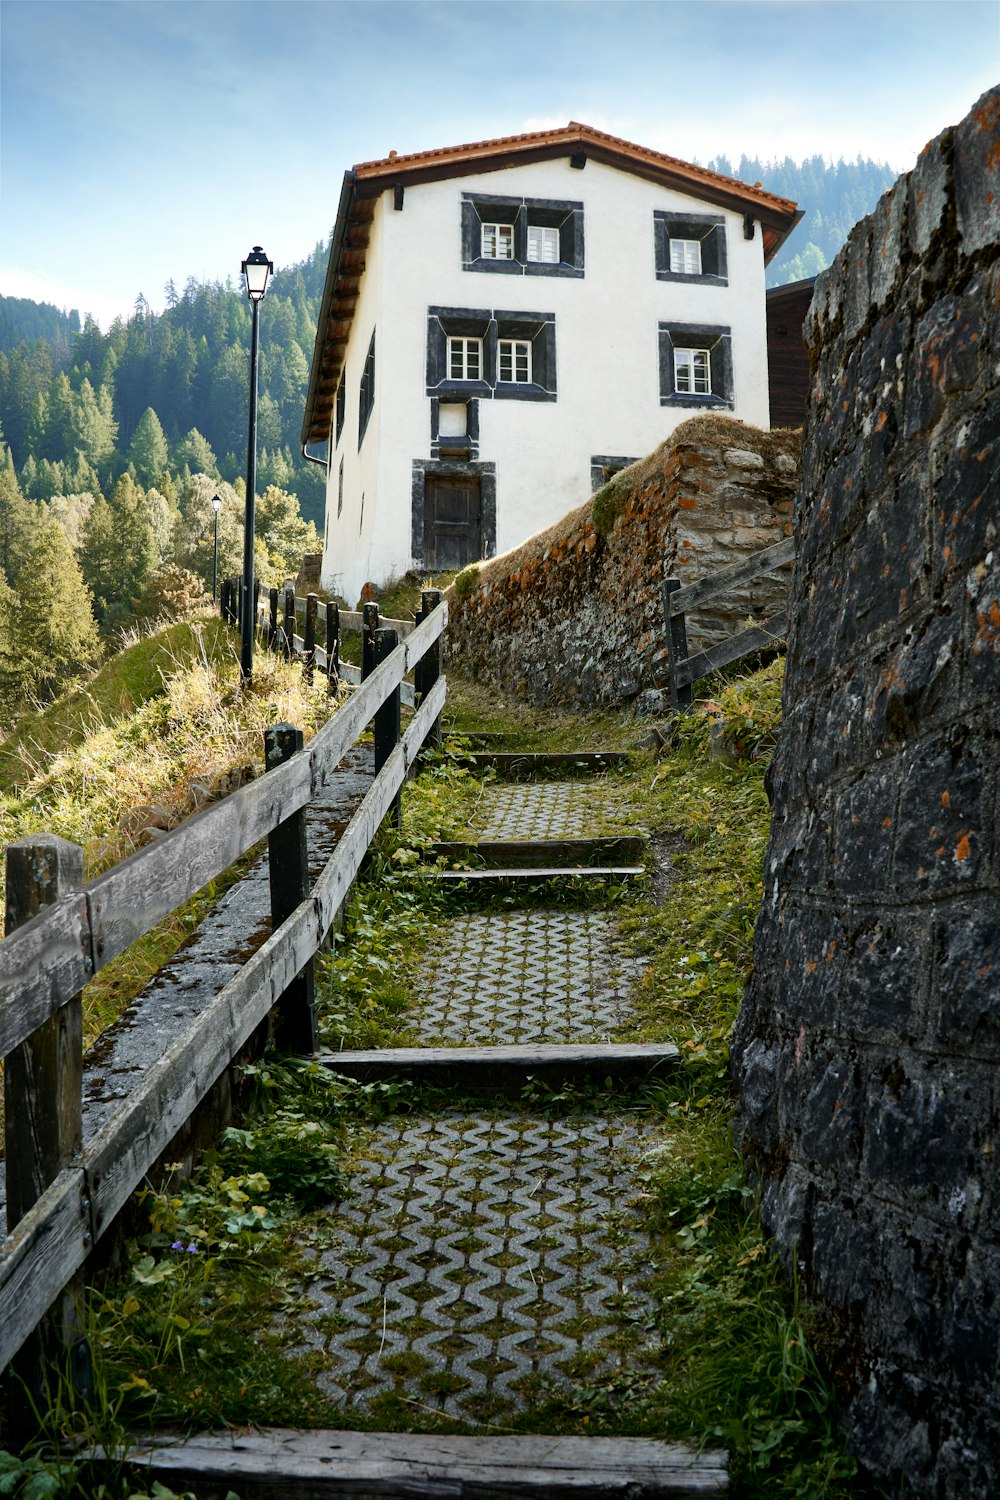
[445,415,798,708]
[731,89,1000,1496]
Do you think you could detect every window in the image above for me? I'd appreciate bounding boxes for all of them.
[447,336,483,381]
[337,456,344,517]
[527,225,559,264]
[674,347,711,395]
[498,338,531,383]
[358,329,376,446]
[335,378,345,444]
[669,238,702,276]
[427,306,556,402]
[659,322,733,408]
[654,212,728,284]
[481,222,514,259]
[462,194,584,278]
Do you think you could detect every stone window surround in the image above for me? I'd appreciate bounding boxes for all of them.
[410,458,497,566]
[658,321,734,409]
[427,306,557,403]
[462,193,585,279]
[653,211,729,286]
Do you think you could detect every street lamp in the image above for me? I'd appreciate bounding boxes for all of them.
[211,493,222,603]
[239,245,273,681]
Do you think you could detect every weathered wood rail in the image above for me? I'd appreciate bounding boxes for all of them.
[0,595,447,1388]
[663,535,794,709]
[221,578,420,705]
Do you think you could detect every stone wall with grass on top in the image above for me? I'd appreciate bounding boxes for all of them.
[444,415,799,709]
[731,88,1000,1497]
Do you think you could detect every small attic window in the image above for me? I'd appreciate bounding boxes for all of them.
[669,238,702,276]
[481,222,514,259]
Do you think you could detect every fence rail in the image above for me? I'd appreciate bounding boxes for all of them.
[0,594,447,1385]
[663,535,794,709]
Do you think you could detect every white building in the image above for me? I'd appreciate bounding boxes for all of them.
[301,122,801,605]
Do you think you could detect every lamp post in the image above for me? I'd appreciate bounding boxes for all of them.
[211,493,222,603]
[239,245,273,682]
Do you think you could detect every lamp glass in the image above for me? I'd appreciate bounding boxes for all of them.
[212,495,222,512]
[242,247,272,302]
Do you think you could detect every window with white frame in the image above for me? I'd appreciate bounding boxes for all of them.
[669,238,702,276]
[480,222,514,259]
[674,347,712,395]
[527,225,560,264]
[447,335,483,381]
[497,338,531,383]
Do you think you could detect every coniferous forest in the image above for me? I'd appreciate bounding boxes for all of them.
[0,154,895,722]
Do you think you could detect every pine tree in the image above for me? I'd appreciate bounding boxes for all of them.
[128,407,170,487]
[172,427,219,477]
[0,459,34,584]
[80,472,157,628]
[0,510,100,709]
[71,378,118,467]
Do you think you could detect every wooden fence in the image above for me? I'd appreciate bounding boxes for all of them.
[219,580,420,706]
[0,594,447,1389]
[663,535,795,709]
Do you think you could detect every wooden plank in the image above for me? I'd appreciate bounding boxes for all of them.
[667,536,795,617]
[321,1042,680,1089]
[674,613,788,690]
[338,609,416,638]
[265,725,317,1055]
[0,1169,88,1372]
[428,838,645,868]
[452,751,630,772]
[0,892,92,1059]
[120,1428,728,1497]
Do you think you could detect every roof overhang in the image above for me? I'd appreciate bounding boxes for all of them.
[302,123,802,446]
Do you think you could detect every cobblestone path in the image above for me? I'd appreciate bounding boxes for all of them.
[287,773,665,1427]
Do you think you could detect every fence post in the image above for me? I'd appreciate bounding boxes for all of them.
[4,835,91,1416]
[303,593,318,685]
[283,587,296,660]
[263,724,316,1055]
[325,600,340,697]
[268,587,279,649]
[663,577,692,711]
[225,579,238,627]
[361,601,379,680]
[236,577,244,637]
[419,588,444,750]
[253,580,261,642]
[374,627,401,828]
[220,578,228,622]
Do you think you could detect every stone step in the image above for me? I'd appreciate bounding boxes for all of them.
[120,1428,728,1496]
[320,1042,679,1089]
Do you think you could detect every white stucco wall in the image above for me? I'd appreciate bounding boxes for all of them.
[321,156,770,605]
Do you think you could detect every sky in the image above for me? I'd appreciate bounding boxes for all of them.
[1,0,997,328]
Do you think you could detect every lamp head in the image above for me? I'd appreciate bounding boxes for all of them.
[211,493,222,513]
[241,246,273,302]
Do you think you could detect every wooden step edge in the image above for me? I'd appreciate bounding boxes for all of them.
[427,836,646,868]
[452,750,632,771]
[419,865,645,881]
[117,1427,729,1496]
[318,1042,680,1089]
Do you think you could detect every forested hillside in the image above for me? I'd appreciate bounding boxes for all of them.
[710,154,899,285]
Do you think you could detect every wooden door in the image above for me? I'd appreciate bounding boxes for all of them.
[423,476,482,570]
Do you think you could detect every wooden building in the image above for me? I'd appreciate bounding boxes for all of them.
[765,277,815,428]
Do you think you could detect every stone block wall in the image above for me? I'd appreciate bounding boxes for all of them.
[445,415,798,708]
[731,90,1000,1496]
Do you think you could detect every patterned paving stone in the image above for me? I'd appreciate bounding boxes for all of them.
[287,1113,660,1425]
[472,781,632,842]
[413,910,639,1044]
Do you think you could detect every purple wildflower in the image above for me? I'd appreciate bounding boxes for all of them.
[171,1240,184,1251]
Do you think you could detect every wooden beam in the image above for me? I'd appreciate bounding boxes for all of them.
[422,865,644,884]
[449,750,630,773]
[428,837,645,867]
[0,1169,88,1373]
[321,1042,679,1089]
[667,536,795,617]
[674,614,788,689]
[118,1428,729,1496]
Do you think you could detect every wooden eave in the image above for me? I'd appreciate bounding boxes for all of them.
[301,125,803,445]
